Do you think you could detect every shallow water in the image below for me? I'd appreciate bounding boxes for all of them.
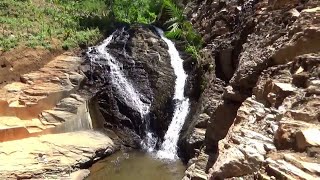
[86,150,186,180]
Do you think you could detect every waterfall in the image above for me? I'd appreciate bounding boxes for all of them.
[155,28,190,160]
[86,28,190,157]
[86,32,157,152]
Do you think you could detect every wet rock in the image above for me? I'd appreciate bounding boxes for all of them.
[83,26,175,145]
[130,27,176,140]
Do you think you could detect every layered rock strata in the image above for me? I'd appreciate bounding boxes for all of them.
[0,55,91,142]
[181,0,320,179]
[0,54,116,178]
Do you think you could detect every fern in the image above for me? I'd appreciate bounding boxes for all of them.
[165,28,182,39]
[164,0,184,23]
[162,0,203,59]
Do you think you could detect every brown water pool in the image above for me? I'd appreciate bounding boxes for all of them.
[86,150,186,180]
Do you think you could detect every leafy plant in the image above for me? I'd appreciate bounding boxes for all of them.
[163,0,184,38]
[111,0,162,24]
[162,0,203,59]
[186,45,200,59]
[0,35,18,51]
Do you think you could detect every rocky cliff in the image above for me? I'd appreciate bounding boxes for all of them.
[181,0,320,179]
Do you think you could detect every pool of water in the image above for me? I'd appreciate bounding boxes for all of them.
[86,150,186,180]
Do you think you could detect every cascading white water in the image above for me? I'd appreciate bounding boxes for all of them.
[155,28,190,160]
[87,33,157,151]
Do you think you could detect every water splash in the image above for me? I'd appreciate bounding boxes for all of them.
[155,28,190,160]
[86,31,157,151]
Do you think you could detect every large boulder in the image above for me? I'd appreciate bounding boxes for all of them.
[83,26,176,146]
[0,131,116,179]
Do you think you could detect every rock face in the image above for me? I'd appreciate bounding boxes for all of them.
[0,52,119,178]
[0,131,115,179]
[181,0,320,179]
[83,26,175,146]
[0,55,93,142]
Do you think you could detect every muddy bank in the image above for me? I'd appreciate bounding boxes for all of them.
[0,47,64,88]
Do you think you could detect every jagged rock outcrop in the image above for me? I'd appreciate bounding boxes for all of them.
[209,53,320,179]
[83,26,175,146]
[181,0,320,179]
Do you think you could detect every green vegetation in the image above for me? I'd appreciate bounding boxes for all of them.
[111,0,162,24]
[0,0,202,57]
[162,0,203,59]
[0,0,165,51]
[0,0,110,51]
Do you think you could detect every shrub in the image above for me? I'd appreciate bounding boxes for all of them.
[111,0,162,24]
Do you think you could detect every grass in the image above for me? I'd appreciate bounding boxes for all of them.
[0,0,202,57]
[0,0,107,51]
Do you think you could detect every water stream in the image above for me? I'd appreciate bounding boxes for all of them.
[155,28,190,160]
[86,27,190,179]
[86,32,157,151]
